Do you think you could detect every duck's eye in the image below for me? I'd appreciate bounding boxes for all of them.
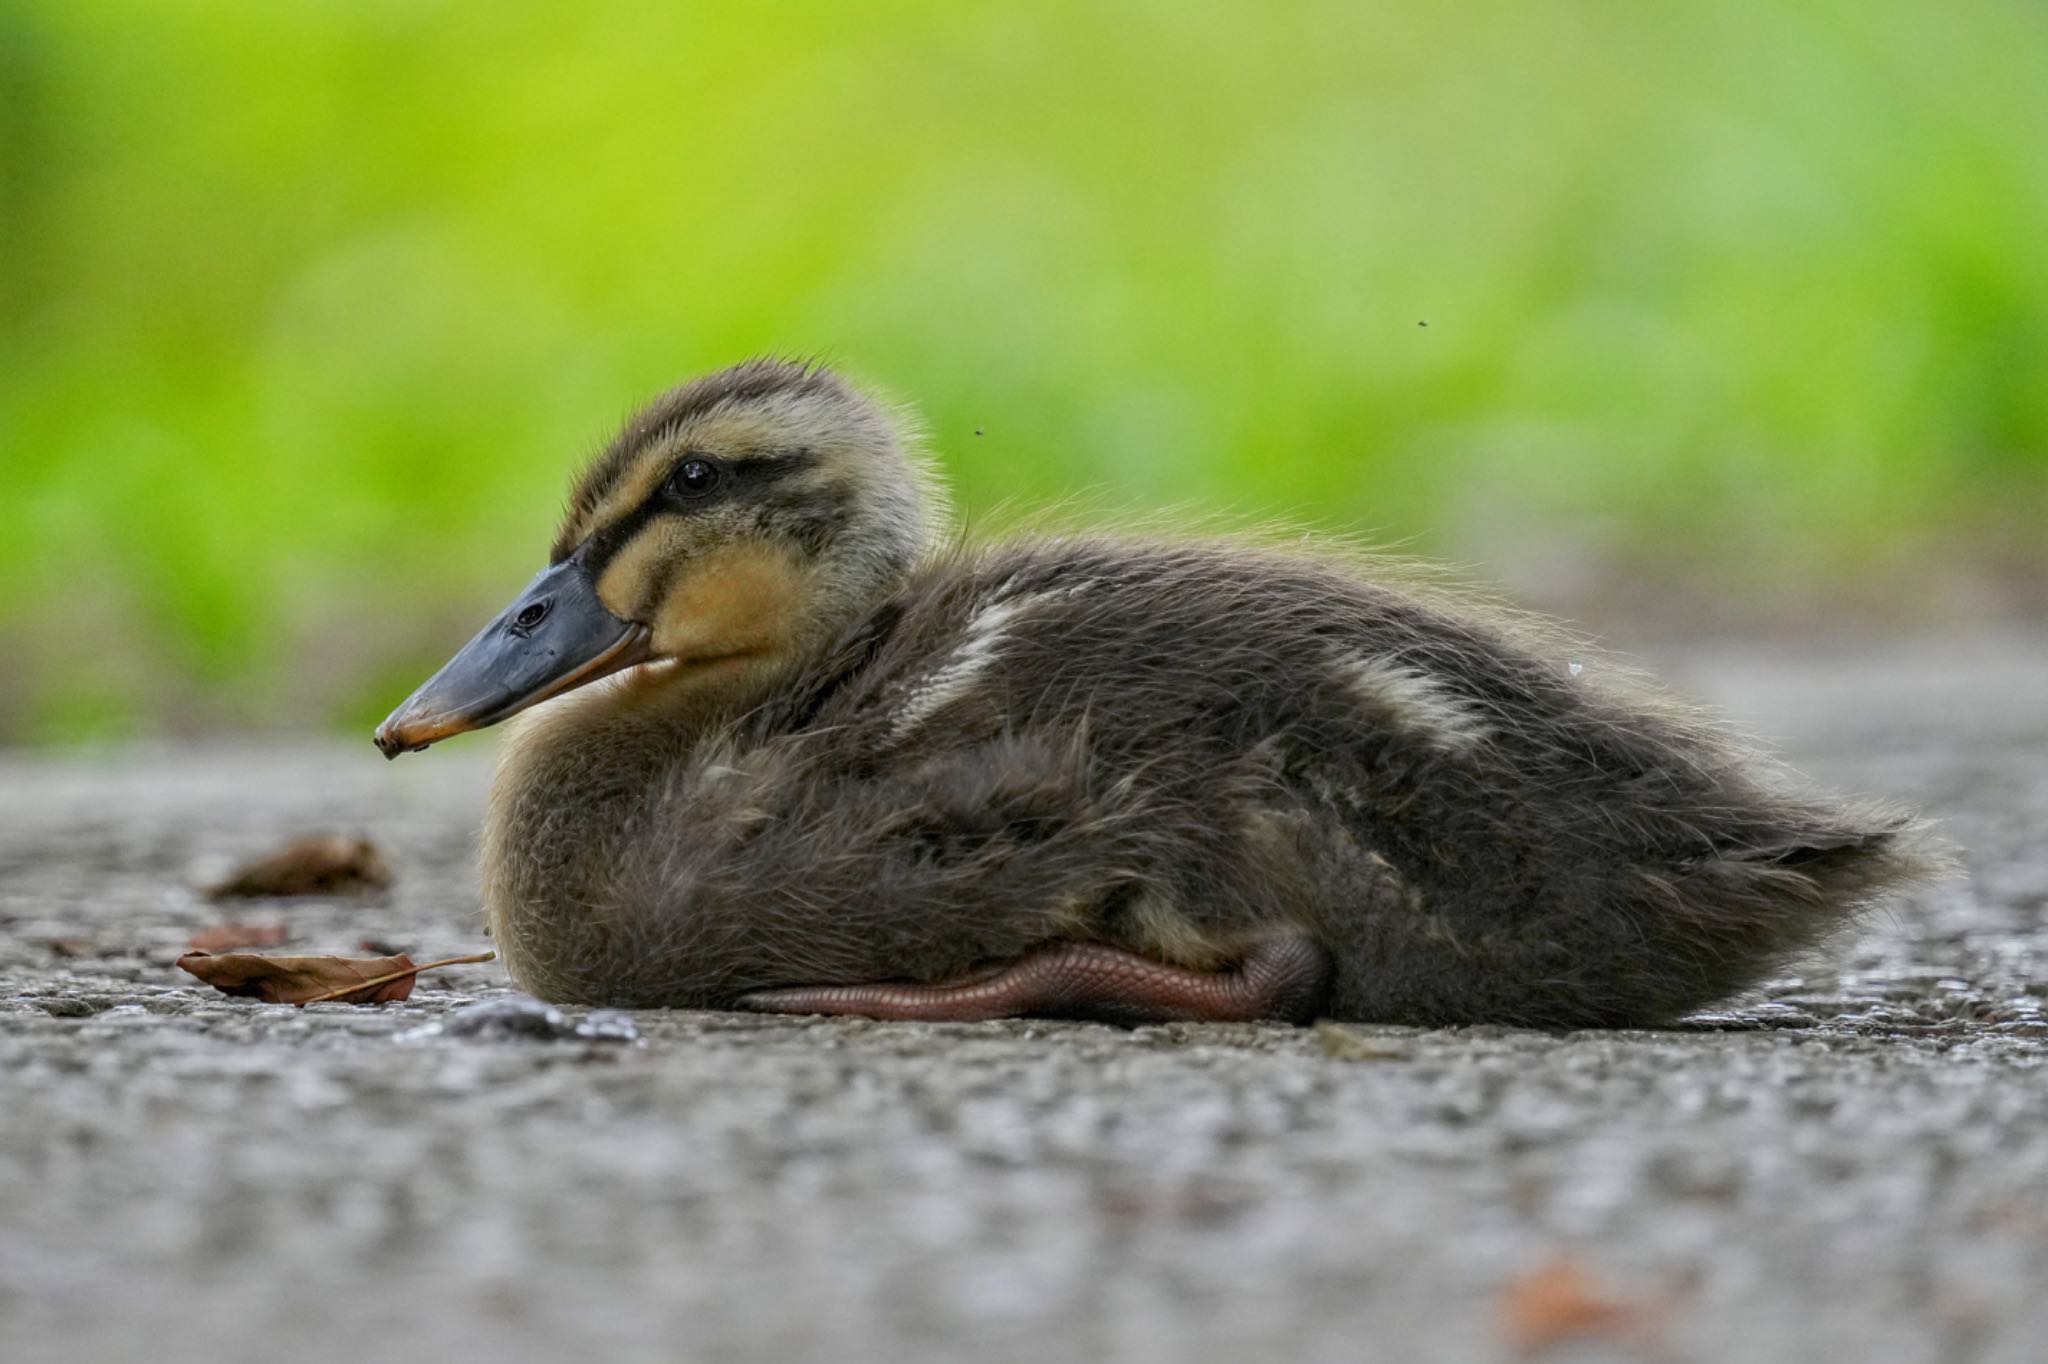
[513,600,550,631]
[670,457,721,498]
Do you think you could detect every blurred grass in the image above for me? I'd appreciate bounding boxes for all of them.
[2,0,2045,742]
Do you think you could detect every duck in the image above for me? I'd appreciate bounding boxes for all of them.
[374,358,1935,1028]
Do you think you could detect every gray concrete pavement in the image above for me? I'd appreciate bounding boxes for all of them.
[2,632,2045,1363]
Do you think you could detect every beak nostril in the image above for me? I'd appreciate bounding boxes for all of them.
[514,600,551,631]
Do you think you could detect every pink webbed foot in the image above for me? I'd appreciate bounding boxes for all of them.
[737,933,1330,1025]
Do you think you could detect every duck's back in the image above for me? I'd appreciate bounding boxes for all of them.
[742,535,1929,1026]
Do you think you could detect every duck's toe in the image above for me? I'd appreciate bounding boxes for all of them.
[736,932,1330,1026]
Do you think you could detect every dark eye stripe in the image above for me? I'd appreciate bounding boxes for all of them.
[576,449,822,576]
[577,497,666,578]
[724,449,815,485]
[775,485,853,557]
[551,362,853,562]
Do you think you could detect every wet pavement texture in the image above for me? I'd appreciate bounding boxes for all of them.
[2,633,2045,1364]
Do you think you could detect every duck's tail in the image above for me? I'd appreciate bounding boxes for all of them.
[1710,808,1942,907]
[1583,798,1951,1026]
[1334,793,1950,1029]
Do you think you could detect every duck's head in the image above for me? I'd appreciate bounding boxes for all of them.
[374,359,940,757]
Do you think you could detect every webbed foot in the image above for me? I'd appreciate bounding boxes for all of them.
[737,933,1330,1025]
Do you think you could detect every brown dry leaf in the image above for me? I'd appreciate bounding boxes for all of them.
[187,922,289,953]
[207,834,393,899]
[177,949,495,1006]
[1499,1256,1661,1356]
[179,951,419,1005]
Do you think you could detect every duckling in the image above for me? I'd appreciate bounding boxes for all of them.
[375,358,1936,1028]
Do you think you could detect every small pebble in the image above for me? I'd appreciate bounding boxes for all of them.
[397,995,640,1044]
[576,1009,641,1043]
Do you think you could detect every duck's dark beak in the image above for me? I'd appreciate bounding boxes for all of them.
[374,556,652,758]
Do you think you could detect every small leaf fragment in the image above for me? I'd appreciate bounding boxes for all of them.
[1312,1021,1410,1062]
[1499,1256,1662,1356]
[206,834,393,899]
[187,922,289,953]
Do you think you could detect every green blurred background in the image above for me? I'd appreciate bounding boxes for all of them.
[3,0,2044,743]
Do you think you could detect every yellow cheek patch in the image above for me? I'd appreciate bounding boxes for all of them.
[649,540,810,662]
